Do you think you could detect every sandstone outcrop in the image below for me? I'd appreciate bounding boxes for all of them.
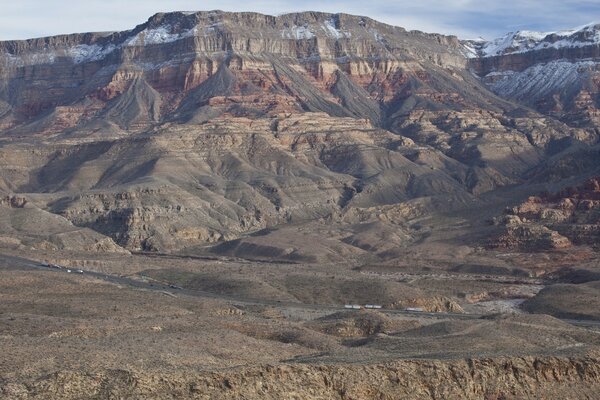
[492,177,600,250]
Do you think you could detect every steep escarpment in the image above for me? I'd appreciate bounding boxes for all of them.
[0,10,466,130]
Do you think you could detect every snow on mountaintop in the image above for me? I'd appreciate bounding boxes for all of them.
[2,12,359,68]
[1,21,214,67]
[280,17,352,40]
[323,17,351,39]
[465,22,600,58]
[125,25,199,46]
[281,25,316,40]
[485,60,598,100]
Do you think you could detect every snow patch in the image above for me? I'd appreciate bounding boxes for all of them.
[68,44,118,64]
[125,25,190,46]
[204,22,223,35]
[461,42,478,58]
[369,28,385,44]
[323,17,350,39]
[281,25,315,40]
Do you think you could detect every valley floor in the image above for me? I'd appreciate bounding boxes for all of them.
[1,245,599,399]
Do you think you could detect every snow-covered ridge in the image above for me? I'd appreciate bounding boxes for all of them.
[280,17,353,40]
[484,59,599,100]
[0,23,210,67]
[465,22,600,58]
[2,15,359,67]
[124,24,206,46]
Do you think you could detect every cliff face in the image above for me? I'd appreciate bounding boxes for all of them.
[0,10,467,130]
[4,354,600,399]
[0,10,577,252]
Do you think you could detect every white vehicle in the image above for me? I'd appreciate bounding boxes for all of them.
[351,305,361,310]
[405,307,424,312]
[344,305,354,309]
[66,269,72,273]
[76,269,84,274]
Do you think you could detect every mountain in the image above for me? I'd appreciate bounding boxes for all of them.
[0,11,598,256]
[465,23,600,129]
[4,11,600,399]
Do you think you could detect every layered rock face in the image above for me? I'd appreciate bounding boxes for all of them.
[492,177,600,250]
[466,23,600,128]
[0,11,465,130]
[0,11,598,253]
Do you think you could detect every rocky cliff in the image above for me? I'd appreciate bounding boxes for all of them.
[492,177,600,251]
[4,354,600,399]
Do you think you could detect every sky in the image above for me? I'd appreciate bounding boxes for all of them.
[1,0,599,41]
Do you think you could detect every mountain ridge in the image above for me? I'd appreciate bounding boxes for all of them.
[0,10,598,255]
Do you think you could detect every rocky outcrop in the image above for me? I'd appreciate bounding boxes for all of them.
[3,354,600,399]
[390,296,465,313]
[0,195,27,208]
[493,223,573,251]
[491,177,600,250]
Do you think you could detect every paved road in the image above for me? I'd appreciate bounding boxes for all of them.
[1,253,599,329]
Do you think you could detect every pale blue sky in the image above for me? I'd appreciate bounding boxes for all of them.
[1,0,599,40]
